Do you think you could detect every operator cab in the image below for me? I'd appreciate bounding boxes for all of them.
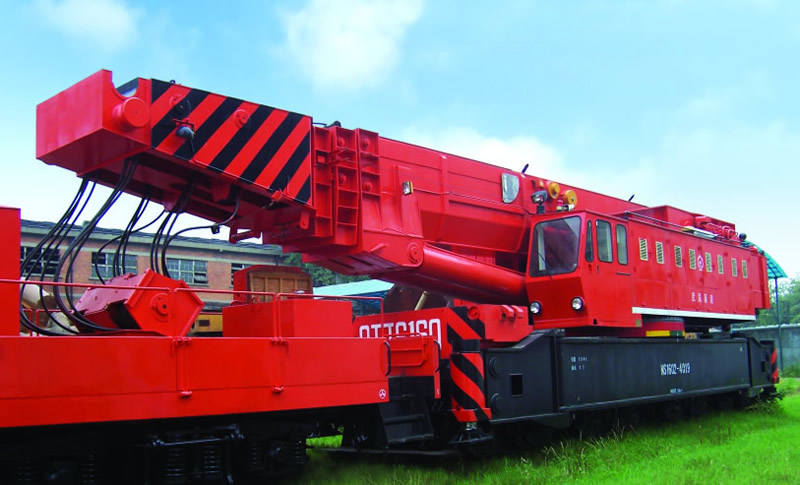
[525,211,635,331]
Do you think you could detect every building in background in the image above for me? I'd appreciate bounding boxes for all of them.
[20,219,284,312]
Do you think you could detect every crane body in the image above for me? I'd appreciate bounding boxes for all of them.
[0,71,777,482]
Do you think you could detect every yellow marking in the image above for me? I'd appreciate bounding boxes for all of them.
[645,330,685,337]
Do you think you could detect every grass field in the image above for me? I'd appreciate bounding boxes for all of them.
[294,378,800,484]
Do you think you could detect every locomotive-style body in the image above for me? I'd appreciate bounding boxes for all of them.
[0,71,778,482]
[527,208,770,335]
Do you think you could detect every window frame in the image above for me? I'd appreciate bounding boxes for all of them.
[584,219,594,263]
[20,246,61,278]
[616,224,628,265]
[166,258,209,285]
[90,252,138,281]
[596,220,613,263]
[529,216,582,277]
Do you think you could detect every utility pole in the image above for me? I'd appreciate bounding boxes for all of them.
[775,277,783,370]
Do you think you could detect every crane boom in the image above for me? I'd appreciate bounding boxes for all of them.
[37,70,646,303]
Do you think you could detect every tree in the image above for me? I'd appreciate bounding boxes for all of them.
[756,277,800,326]
[282,253,369,288]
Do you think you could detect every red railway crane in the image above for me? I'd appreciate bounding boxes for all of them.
[0,70,778,483]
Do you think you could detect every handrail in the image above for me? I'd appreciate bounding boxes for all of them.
[1,278,171,292]
[2,279,387,339]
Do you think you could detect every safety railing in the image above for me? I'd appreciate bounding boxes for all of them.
[2,278,385,339]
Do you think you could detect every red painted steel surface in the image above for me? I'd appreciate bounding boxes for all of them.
[34,71,770,319]
[19,72,775,440]
[75,269,203,335]
[36,71,646,305]
[0,335,389,428]
[386,335,441,399]
[450,349,491,422]
[0,207,19,336]
[223,299,354,338]
[527,210,769,330]
[354,305,531,359]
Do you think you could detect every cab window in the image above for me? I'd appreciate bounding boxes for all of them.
[596,220,613,263]
[585,219,594,262]
[530,216,581,277]
[616,224,628,265]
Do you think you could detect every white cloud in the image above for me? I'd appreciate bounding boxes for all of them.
[578,81,799,277]
[35,0,140,52]
[638,120,800,278]
[278,0,423,90]
[401,80,800,279]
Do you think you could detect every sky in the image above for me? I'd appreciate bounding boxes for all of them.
[0,0,798,278]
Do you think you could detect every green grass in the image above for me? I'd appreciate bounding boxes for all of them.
[295,379,800,484]
[781,363,800,378]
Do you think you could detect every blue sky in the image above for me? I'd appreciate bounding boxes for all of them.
[0,0,798,278]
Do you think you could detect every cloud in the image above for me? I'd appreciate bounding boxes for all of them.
[642,120,800,275]
[34,0,140,52]
[607,80,800,277]
[278,0,423,90]
[401,78,800,279]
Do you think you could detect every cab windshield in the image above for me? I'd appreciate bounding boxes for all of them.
[529,216,581,277]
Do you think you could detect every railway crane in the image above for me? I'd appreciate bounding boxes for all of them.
[0,70,778,483]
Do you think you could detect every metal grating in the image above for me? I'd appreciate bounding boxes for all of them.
[742,260,748,279]
[639,238,648,261]
[656,242,664,264]
[705,252,712,273]
[674,245,682,267]
[689,249,696,270]
[732,258,738,277]
[741,241,786,279]
[717,255,724,275]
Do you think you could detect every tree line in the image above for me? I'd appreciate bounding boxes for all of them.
[756,277,799,326]
[282,253,369,287]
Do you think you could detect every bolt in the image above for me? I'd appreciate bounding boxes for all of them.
[234,109,250,127]
[407,243,422,264]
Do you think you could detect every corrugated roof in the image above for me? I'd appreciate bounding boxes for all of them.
[765,252,787,279]
[314,279,393,296]
[742,241,786,279]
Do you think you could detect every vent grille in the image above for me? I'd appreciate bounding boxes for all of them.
[689,249,696,270]
[742,260,748,279]
[717,255,724,275]
[705,252,712,273]
[656,242,664,264]
[639,238,648,261]
[674,246,683,267]
[732,258,738,277]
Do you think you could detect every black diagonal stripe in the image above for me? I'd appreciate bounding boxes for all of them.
[451,353,485,390]
[239,112,304,184]
[269,131,310,192]
[207,105,274,174]
[450,385,490,421]
[447,326,464,349]
[151,89,210,149]
[452,307,486,338]
[151,80,171,104]
[173,97,242,161]
[295,176,311,204]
